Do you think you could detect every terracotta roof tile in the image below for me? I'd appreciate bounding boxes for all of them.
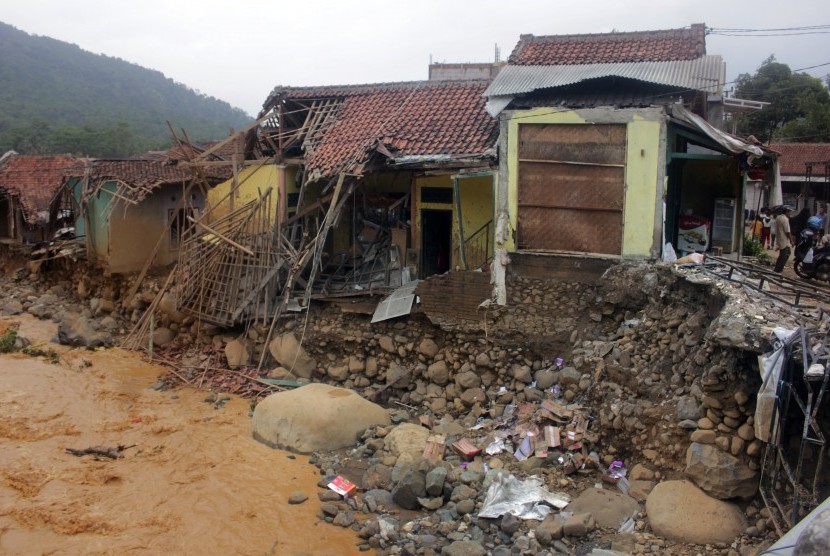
[770,143,830,176]
[509,24,706,66]
[266,80,497,179]
[0,154,77,224]
[63,159,231,201]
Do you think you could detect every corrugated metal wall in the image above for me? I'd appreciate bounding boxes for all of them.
[517,124,626,254]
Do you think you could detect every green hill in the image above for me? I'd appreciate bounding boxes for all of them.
[0,21,251,157]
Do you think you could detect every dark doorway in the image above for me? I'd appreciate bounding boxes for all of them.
[0,197,11,238]
[421,209,452,277]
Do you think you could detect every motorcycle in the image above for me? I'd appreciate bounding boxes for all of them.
[793,227,830,283]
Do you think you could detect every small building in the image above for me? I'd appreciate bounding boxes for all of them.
[484,24,778,260]
[769,143,830,214]
[62,158,229,274]
[0,152,77,244]
[257,79,499,288]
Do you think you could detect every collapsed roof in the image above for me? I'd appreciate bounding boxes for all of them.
[260,80,498,181]
[0,153,77,225]
[64,158,231,203]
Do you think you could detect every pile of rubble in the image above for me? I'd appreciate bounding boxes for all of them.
[2,259,816,554]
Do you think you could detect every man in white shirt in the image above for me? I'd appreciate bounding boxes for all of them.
[773,206,795,273]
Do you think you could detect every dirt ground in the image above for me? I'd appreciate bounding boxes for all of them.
[0,315,362,556]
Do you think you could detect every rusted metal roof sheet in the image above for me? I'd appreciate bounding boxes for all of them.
[484,56,725,99]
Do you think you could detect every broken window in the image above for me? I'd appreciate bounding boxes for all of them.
[169,208,197,249]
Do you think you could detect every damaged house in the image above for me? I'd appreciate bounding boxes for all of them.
[165,79,499,330]
[258,79,499,287]
[0,152,77,244]
[61,157,230,274]
[484,23,779,262]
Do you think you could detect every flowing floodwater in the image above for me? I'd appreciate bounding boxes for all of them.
[0,316,362,555]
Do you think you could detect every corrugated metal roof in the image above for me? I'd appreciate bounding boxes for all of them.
[484,55,725,98]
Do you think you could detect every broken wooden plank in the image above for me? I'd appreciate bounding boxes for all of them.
[187,216,255,256]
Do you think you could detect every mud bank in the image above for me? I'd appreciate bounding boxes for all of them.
[0,327,362,555]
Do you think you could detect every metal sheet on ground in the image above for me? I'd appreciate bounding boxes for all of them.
[371,280,420,323]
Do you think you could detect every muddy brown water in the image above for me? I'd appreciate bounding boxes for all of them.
[0,315,361,555]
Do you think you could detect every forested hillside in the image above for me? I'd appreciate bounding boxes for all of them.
[0,22,251,157]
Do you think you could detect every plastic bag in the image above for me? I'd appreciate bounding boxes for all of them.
[804,248,814,264]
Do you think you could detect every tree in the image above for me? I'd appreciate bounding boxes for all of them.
[734,56,830,143]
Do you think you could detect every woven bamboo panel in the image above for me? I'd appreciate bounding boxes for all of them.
[518,206,622,254]
[517,123,626,254]
[519,124,626,164]
[519,163,623,210]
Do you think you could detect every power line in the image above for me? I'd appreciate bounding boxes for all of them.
[708,24,830,32]
[709,31,830,37]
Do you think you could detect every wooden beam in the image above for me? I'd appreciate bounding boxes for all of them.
[186,216,254,256]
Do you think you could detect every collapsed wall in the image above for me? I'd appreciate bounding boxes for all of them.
[254,260,788,502]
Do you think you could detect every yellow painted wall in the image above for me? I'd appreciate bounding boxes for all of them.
[414,173,494,268]
[206,164,297,225]
[623,119,661,257]
[500,107,662,257]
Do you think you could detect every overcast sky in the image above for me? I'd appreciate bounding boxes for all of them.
[2,0,828,117]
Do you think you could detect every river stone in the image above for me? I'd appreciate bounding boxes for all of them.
[566,487,639,529]
[559,367,581,386]
[646,480,746,544]
[428,361,449,385]
[676,396,701,420]
[794,507,830,555]
[252,383,390,453]
[268,332,317,378]
[685,442,758,499]
[224,339,249,368]
[383,423,430,457]
[535,369,558,389]
[158,292,186,323]
[563,512,595,537]
[288,491,308,504]
[441,540,486,556]
[57,315,113,348]
[152,326,176,347]
[419,338,439,358]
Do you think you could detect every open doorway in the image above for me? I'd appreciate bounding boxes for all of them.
[421,209,452,277]
[0,196,12,239]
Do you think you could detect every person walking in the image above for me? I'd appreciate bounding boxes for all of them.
[773,206,796,273]
[761,207,773,249]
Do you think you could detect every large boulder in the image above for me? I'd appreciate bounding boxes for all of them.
[565,487,639,529]
[252,383,390,453]
[646,480,746,545]
[57,315,112,348]
[685,442,758,499]
[268,332,317,378]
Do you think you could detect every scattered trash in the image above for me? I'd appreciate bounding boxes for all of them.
[478,473,570,520]
[452,438,482,461]
[485,438,507,455]
[513,433,535,461]
[327,476,357,497]
[422,434,447,463]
